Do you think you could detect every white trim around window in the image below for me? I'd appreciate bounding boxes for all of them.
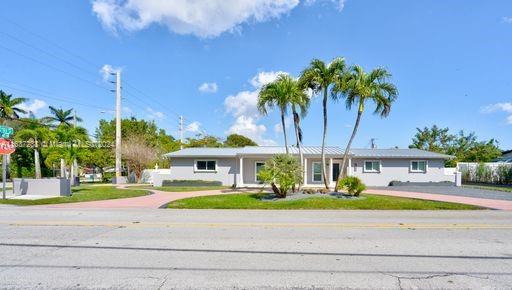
[194,159,217,172]
[410,160,428,173]
[363,160,381,173]
[312,162,323,182]
[254,161,265,183]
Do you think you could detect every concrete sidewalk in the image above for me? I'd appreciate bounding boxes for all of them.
[366,189,512,210]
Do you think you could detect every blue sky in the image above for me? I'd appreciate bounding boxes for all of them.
[1,0,511,149]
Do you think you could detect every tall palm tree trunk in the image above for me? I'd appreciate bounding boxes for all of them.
[281,110,289,154]
[34,147,41,179]
[321,88,329,189]
[335,103,364,191]
[292,106,303,190]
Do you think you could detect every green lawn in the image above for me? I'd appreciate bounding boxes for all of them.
[167,193,482,210]
[463,184,512,193]
[151,186,229,192]
[0,185,149,206]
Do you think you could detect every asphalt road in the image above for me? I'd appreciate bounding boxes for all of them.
[0,208,511,289]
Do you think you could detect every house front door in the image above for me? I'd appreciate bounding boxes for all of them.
[332,162,340,182]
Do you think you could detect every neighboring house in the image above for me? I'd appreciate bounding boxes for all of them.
[161,146,455,187]
[495,150,512,163]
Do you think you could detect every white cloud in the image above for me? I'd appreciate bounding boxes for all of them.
[482,102,512,124]
[304,0,346,12]
[185,121,201,133]
[226,116,275,145]
[223,70,294,145]
[502,17,512,24]
[198,82,218,93]
[19,99,47,116]
[92,0,300,38]
[224,90,260,119]
[146,107,165,119]
[99,64,121,81]
[250,71,288,88]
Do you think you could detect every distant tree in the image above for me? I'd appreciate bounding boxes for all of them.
[410,125,454,153]
[224,134,257,147]
[0,90,27,122]
[122,134,158,182]
[42,106,82,127]
[299,57,347,188]
[409,125,502,167]
[186,135,223,148]
[334,65,398,190]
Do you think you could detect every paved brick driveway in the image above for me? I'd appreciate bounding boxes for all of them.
[367,186,512,210]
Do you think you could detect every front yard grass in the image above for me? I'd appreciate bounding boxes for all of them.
[167,193,482,210]
[0,185,149,206]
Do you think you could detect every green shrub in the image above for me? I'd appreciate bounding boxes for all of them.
[258,154,302,198]
[161,180,223,187]
[338,176,366,196]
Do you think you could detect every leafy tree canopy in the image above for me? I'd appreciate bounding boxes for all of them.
[410,125,502,166]
[224,134,257,147]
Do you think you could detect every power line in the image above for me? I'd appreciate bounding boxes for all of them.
[0,81,111,112]
[0,17,101,70]
[0,43,109,93]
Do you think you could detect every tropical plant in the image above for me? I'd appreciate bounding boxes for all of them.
[258,154,302,198]
[42,106,82,127]
[338,176,366,196]
[289,79,310,189]
[0,90,27,122]
[14,119,53,178]
[258,74,297,153]
[299,57,347,188]
[334,66,398,190]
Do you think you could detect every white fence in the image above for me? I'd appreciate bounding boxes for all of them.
[457,162,512,184]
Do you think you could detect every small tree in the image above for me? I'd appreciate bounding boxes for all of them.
[258,154,302,198]
[122,134,157,182]
[338,176,366,196]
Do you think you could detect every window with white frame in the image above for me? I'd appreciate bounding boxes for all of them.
[410,160,427,173]
[255,162,265,182]
[364,160,381,173]
[312,162,322,182]
[195,160,217,172]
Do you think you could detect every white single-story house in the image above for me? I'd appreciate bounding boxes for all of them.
[157,146,456,187]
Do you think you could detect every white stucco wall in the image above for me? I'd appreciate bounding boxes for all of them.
[351,158,453,186]
[167,157,238,186]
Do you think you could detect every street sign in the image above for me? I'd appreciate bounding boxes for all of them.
[0,138,15,155]
[0,126,13,139]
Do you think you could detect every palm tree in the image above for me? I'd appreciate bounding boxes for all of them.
[334,65,398,190]
[299,58,347,189]
[0,90,27,123]
[43,106,82,127]
[258,74,298,154]
[15,119,52,178]
[290,81,310,189]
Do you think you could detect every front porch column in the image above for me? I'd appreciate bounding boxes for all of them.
[347,158,352,176]
[303,158,308,186]
[239,157,244,187]
[329,158,333,186]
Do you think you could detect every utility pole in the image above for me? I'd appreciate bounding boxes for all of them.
[73,109,77,128]
[112,70,123,183]
[179,115,184,149]
[370,138,377,149]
